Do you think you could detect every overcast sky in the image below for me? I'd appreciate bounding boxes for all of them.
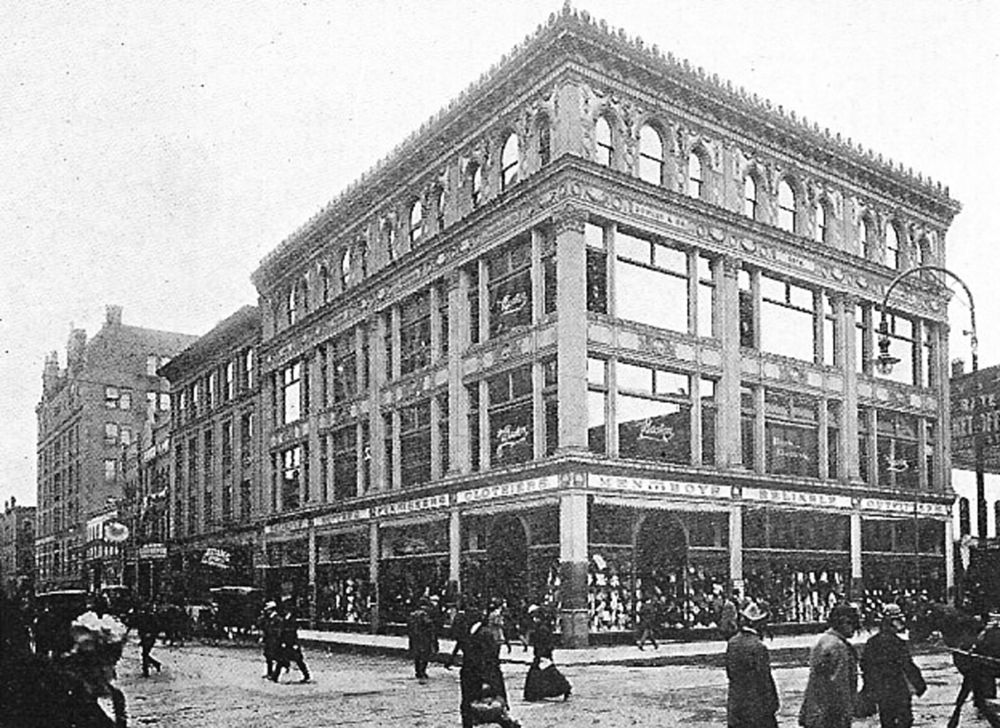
[2,0,998,508]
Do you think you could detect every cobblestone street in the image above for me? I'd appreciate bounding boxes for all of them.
[113,640,993,727]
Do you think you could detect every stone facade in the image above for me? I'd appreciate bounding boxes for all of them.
[235,8,962,645]
[0,499,35,598]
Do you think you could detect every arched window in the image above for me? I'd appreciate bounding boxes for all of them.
[860,216,874,259]
[320,264,331,303]
[687,151,704,199]
[470,163,483,208]
[383,218,397,261]
[594,116,613,167]
[501,133,519,190]
[885,224,901,269]
[959,497,971,536]
[435,187,446,231]
[743,175,758,219]
[815,200,828,243]
[536,115,551,167]
[409,199,423,244]
[340,247,352,289]
[286,284,297,326]
[777,179,796,233]
[299,276,310,314]
[638,124,664,184]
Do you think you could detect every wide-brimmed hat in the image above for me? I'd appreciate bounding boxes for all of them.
[881,603,904,621]
[741,602,768,623]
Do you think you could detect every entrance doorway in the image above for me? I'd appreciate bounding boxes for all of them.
[635,511,690,625]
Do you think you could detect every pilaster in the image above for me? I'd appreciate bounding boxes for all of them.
[718,255,743,468]
[554,208,588,453]
[559,488,589,647]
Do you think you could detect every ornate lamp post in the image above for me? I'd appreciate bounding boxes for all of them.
[875,265,979,595]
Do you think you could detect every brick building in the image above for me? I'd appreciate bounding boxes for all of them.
[0,498,36,598]
[159,305,261,601]
[35,305,196,592]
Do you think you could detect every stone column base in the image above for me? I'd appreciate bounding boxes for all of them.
[559,608,590,648]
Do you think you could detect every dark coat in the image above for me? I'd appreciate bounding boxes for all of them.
[407,606,436,658]
[799,629,858,728]
[860,629,925,708]
[725,627,779,728]
[460,622,507,707]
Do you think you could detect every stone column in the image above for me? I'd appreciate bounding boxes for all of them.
[369,521,380,633]
[850,506,863,599]
[718,256,743,468]
[368,315,386,493]
[307,521,317,627]
[842,296,861,481]
[448,271,470,474]
[552,82,586,158]
[449,508,461,590]
[559,487,589,647]
[729,498,743,596]
[554,209,588,453]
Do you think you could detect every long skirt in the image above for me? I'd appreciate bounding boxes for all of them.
[523,658,571,701]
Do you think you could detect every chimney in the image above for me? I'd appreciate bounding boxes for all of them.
[106,304,123,327]
[952,358,966,379]
[67,329,87,375]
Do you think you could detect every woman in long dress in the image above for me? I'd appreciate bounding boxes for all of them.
[523,606,571,701]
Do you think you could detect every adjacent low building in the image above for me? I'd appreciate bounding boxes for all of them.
[0,498,36,598]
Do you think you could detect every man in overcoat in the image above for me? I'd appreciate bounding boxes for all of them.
[860,603,925,728]
[799,602,861,728]
[726,601,779,728]
[407,599,436,680]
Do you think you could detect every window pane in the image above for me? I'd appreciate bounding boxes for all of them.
[587,358,606,386]
[616,231,650,262]
[588,390,606,454]
[618,395,691,464]
[616,262,687,332]
[617,362,654,393]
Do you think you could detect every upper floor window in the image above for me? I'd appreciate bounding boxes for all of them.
[340,247,352,289]
[594,116,613,167]
[286,285,298,326]
[470,163,483,208]
[759,274,816,362]
[959,497,971,535]
[687,151,704,199]
[536,115,551,167]
[400,290,432,375]
[885,224,901,270]
[383,218,397,261]
[638,124,663,185]
[281,362,302,425]
[917,235,931,267]
[409,200,423,244]
[777,179,796,233]
[744,175,758,219]
[487,235,532,338]
[320,264,331,304]
[815,200,829,243]
[501,133,519,190]
[434,187,446,232]
[860,216,875,260]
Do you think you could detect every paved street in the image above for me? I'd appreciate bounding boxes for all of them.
[112,639,993,727]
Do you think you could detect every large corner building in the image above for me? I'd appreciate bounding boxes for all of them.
[165,8,961,646]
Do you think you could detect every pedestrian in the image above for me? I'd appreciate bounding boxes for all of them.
[487,598,512,654]
[134,603,162,677]
[799,602,861,728]
[457,605,520,728]
[859,603,926,728]
[635,592,660,650]
[407,598,436,680]
[523,605,571,702]
[725,601,779,728]
[277,600,311,683]
[257,601,281,680]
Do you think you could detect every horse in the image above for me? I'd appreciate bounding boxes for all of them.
[911,602,1000,728]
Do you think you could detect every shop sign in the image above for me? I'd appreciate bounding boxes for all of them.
[138,543,168,560]
[314,507,370,528]
[861,498,949,517]
[588,474,731,501]
[457,475,559,504]
[201,547,231,568]
[265,517,310,535]
[743,488,852,510]
[373,493,450,518]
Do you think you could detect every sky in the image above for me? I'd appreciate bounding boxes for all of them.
[1,0,998,508]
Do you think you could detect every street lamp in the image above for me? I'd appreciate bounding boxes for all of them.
[875,265,980,597]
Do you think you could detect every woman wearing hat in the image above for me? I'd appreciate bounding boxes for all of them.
[725,601,779,728]
[860,603,926,728]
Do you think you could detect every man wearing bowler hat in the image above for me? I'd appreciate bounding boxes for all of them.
[860,603,925,728]
[725,601,779,728]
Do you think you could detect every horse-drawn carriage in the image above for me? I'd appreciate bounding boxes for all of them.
[208,586,263,641]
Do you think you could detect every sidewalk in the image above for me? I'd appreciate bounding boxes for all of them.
[298,627,825,667]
